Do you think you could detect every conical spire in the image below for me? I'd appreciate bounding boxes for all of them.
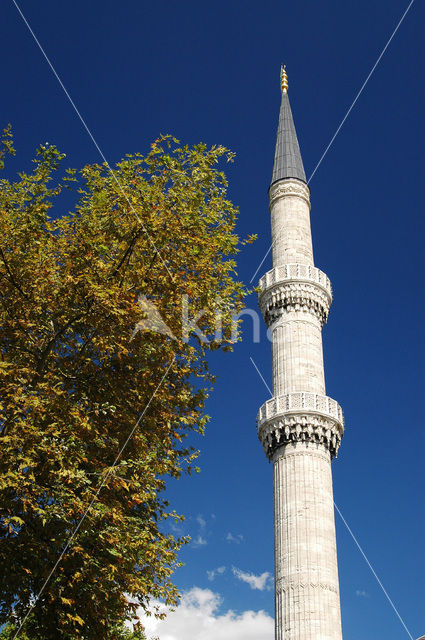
[271,66,306,185]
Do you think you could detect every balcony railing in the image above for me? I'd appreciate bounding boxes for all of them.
[258,392,344,426]
[259,264,332,294]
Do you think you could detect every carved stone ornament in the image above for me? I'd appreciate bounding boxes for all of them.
[275,579,339,596]
[258,264,332,327]
[269,178,311,209]
[257,392,344,459]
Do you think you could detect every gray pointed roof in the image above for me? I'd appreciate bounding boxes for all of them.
[271,91,306,185]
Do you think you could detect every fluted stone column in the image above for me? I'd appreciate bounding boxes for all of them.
[270,179,314,267]
[273,443,342,640]
[258,176,344,639]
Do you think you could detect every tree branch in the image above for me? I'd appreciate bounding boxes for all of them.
[0,246,29,299]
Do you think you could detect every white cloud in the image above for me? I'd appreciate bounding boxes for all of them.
[226,532,243,544]
[207,566,226,581]
[232,567,272,591]
[132,587,273,640]
[355,589,369,598]
[170,521,185,535]
[192,534,207,547]
[196,514,207,529]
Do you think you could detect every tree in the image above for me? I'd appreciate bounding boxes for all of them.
[0,624,31,640]
[0,127,252,638]
[0,620,147,640]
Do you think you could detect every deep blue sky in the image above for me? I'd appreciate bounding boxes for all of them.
[2,1,424,638]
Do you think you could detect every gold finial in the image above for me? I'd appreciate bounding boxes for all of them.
[281,64,288,94]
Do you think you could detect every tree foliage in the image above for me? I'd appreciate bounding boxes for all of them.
[0,127,251,638]
[0,620,146,640]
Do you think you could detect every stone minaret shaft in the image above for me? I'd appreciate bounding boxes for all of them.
[257,67,344,640]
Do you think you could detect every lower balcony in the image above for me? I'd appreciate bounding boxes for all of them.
[257,392,344,459]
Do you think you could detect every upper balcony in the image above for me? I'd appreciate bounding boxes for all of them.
[258,264,333,327]
[259,263,332,295]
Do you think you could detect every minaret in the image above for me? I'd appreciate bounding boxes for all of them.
[257,66,344,639]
